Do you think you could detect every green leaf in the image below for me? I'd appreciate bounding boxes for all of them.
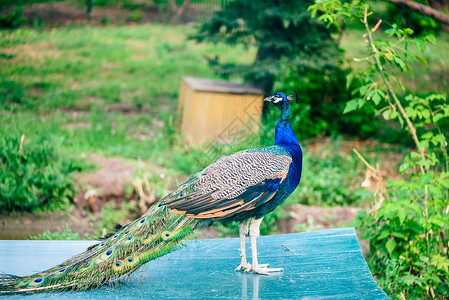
[398,209,406,225]
[415,55,428,68]
[414,38,426,53]
[346,72,355,89]
[420,172,434,185]
[359,85,368,97]
[372,92,381,105]
[343,99,359,114]
[425,35,436,44]
[433,113,444,123]
[392,231,407,239]
[434,134,446,144]
[386,238,397,256]
[377,230,390,240]
[393,57,407,71]
[382,109,391,120]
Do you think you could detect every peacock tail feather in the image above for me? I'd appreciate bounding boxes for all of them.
[0,205,197,294]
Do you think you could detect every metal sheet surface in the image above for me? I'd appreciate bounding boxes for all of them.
[0,228,389,299]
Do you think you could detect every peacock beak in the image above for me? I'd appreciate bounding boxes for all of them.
[263,95,274,102]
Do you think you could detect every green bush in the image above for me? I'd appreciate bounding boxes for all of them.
[127,9,143,23]
[0,133,86,212]
[310,1,449,298]
[0,6,24,29]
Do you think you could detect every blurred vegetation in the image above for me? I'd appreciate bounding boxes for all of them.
[0,133,90,212]
[311,0,449,298]
[29,224,82,240]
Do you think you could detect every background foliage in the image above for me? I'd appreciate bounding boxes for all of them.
[0,133,88,212]
[310,0,449,298]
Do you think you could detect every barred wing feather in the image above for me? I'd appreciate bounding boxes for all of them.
[162,148,292,220]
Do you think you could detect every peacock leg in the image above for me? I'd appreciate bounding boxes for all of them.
[235,219,251,271]
[248,217,284,275]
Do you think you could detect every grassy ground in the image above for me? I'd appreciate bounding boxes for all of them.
[0,24,255,160]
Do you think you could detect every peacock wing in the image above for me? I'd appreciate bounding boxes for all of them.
[162,147,292,220]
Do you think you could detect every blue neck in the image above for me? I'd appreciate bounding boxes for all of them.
[274,103,299,147]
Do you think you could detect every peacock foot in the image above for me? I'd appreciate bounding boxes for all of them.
[249,264,284,276]
[235,262,252,272]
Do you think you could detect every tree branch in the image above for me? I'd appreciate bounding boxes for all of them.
[384,0,449,25]
[363,8,426,173]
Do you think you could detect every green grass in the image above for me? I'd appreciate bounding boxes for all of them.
[29,224,82,240]
[0,24,256,161]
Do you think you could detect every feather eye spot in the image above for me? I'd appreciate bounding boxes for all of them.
[158,203,162,207]
[29,277,44,286]
[162,231,172,240]
[85,262,90,268]
[113,235,118,239]
[127,236,133,241]
[97,249,114,262]
[140,218,146,224]
[179,192,184,197]
[100,243,105,247]
[124,231,129,235]
[125,255,138,266]
[55,267,66,275]
[113,260,125,271]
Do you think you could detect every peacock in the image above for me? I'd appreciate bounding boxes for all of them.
[0,92,303,294]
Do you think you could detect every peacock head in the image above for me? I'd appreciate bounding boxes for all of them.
[263,91,298,110]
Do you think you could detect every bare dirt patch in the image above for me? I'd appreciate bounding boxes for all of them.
[74,155,135,213]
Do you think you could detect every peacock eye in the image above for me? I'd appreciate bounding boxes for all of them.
[180,192,184,197]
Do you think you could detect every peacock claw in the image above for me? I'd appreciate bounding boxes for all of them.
[251,265,284,276]
[236,263,283,275]
[234,263,251,272]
